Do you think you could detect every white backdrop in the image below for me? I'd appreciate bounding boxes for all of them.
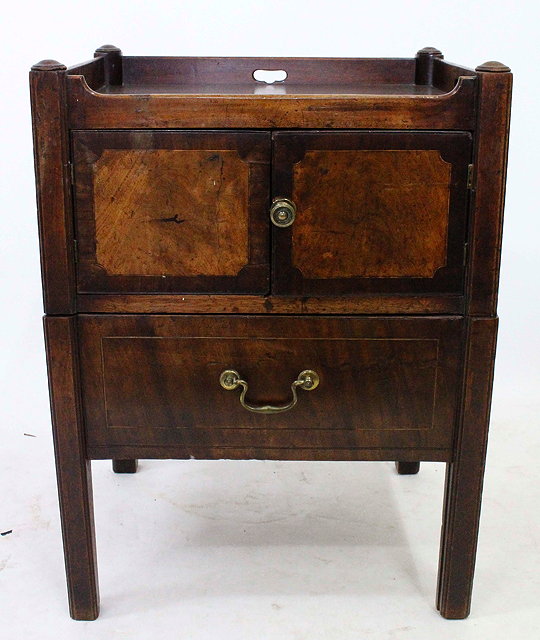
[1,1,539,638]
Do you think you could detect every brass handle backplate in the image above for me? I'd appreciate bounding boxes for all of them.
[219,368,319,414]
[270,197,296,228]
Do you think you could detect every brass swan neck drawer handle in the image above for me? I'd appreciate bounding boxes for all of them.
[219,369,320,414]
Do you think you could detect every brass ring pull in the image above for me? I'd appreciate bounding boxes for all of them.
[219,369,319,414]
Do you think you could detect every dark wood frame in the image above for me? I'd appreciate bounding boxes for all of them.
[30,61,76,314]
[31,47,512,621]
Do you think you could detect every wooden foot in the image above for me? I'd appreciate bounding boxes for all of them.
[45,317,99,620]
[437,318,498,619]
[395,461,420,475]
[112,459,138,473]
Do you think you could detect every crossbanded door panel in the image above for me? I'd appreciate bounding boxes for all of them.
[72,130,271,294]
[271,131,472,296]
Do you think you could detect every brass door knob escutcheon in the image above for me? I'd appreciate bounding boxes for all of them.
[270,197,296,228]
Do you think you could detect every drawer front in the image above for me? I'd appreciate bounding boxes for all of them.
[79,315,464,460]
[72,130,270,294]
[272,131,472,296]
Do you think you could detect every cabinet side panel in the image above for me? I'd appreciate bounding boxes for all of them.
[30,66,76,314]
[467,68,512,315]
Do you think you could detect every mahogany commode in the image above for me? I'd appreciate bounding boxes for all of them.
[30,46,512,620]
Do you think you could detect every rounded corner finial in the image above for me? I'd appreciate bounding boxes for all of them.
[95,44,122,55]
[31,59,66,72]
[475,60,511,73]
[417,46,443,58]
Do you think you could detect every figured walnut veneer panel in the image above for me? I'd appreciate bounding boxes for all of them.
[93,149,249,277]
[73,130,270,294]
[292,149,451,279]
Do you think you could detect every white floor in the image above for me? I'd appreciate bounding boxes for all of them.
[2,382,540,639]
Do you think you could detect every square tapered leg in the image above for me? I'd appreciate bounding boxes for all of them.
[437,317,498,619]
[44,316,99,620]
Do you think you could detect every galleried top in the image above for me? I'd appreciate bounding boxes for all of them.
[29,46,510,130]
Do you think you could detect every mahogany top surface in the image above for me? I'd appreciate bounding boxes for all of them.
[98,82,446,96]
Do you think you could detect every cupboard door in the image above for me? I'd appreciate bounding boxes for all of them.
[72,130,270,294]
[272,131,472,296]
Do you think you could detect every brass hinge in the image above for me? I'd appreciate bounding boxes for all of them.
[67,162,75,185]
[463,242,468,266]
[467,164,475,189]
[73,239,78,263]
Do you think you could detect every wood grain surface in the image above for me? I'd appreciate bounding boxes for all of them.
[76,293,464,315]
[72,130,270,294]
[272,131,472,296]
[78,314,463,456]
[67,69,476,130]
[92,149,249,277]
[291,149,451,278]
